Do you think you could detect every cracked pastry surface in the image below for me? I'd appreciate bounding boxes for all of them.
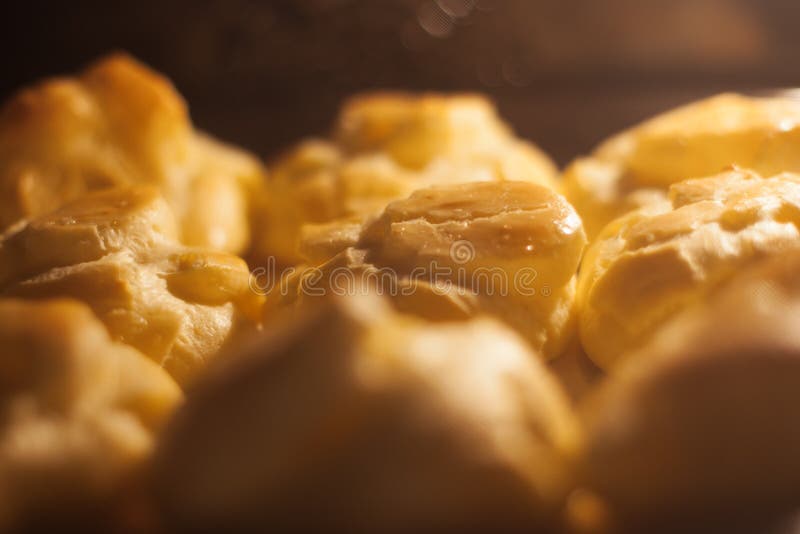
[0,186,258,385]
[270,181,587,360]
[0,53,265,253]
[577,168,800,369]
[576,249,800,532]
[0,298,181,532]
[154,293,578,532]
[252,92,559,266]
[563,93,800,239]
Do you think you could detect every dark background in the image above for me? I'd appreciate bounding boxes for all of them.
[2,0,799,165]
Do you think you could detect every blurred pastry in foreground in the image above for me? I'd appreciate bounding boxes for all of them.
[0,186,260,385]
[252,92,559,266]
[548,342,603,404]
[563,93,800,239]
[577,168,800,369]
[0,52,265,253]
[269,181,587,360]
[575,249,800,532]
[154,294,578,532]
[0,298,181,532]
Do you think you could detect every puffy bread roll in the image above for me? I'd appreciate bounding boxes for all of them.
[563,93,800,239]
[154,294,578,532]
[0,298,181,531]
[253,92,558,266]
[0,186,259,385]
[0,53,265,253]
[578,168,800,369]
[270,181,587,360]
[576,249,800,532]
[335,93,558,174]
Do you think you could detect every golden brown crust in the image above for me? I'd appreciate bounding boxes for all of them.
[334,92,544,167]
[577,168,800,369]
[0,53,265,253]
[252,92,558,267]
[563,93,800,239]
[0,186,260,385]
[267,181,586,360]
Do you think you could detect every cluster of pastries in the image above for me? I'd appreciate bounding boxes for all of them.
[3,54,800,532]
[251,92,559,267]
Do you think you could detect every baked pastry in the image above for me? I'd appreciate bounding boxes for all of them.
[0,298,181,532]
[269,181,587,360]
[0,186,259,385]
[575,249,800,532]
[563,93,800,239]
[154,293,578,532]
[577,168,800,369]
[0,53,265,253]
[252,92,559,266]
[334,93,558,175]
